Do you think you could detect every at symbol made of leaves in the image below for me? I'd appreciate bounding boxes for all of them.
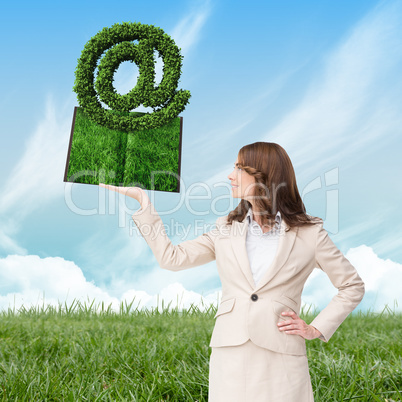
[73,22,191,132]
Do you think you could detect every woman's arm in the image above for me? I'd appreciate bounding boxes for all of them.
[99,184,219,271]
[131,200,220,270]
[276,222,364,342]
[309,222,365,342]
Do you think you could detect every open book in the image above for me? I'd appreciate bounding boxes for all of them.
[64,107,183,193]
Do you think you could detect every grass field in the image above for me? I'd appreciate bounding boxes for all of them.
[65,108,182,192]
[0,301,401,401]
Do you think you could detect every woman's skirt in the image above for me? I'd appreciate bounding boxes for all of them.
[208,340,314,402]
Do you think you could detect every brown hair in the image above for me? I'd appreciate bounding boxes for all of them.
[227,142,321,230]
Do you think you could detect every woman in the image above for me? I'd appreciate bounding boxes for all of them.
[100,142,365,401]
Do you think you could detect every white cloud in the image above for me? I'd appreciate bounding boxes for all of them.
[122,282,220,311]
[0,227,27,255]
[184,0,402,195]
[262,0,402,179]
[111,256,220,301]
[302,244,402,313]
[0,95,72,215]
[0,254,119,311]
[369,231,402,259]
[0,95,74,253]
[0,245,400,313]
[188,1,402,193]
[170,0,211,57]
[0,254,220,313]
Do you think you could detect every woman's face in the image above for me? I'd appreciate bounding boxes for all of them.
[228,157,256,201]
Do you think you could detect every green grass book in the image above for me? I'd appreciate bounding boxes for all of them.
[64,107,183,192]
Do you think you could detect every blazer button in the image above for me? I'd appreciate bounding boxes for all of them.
[251,294,258,302]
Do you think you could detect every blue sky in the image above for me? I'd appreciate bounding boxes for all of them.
[0,0,401,312]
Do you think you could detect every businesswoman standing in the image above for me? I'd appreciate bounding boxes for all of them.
[100,142,365,402]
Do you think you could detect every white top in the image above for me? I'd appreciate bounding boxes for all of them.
[245,207,282,287]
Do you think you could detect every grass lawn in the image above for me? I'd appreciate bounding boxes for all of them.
[0,302,401,401]
[64,108,182,192]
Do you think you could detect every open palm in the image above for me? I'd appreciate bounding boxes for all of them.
[99,183,150,208]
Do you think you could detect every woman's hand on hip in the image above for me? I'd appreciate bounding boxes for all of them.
[277,311,322,340]
[99,183,150,209]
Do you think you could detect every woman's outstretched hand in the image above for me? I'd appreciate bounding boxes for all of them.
[99,183,151,209]
[277,311,322,340]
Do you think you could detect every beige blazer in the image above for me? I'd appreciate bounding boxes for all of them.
[131,203,365,356]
